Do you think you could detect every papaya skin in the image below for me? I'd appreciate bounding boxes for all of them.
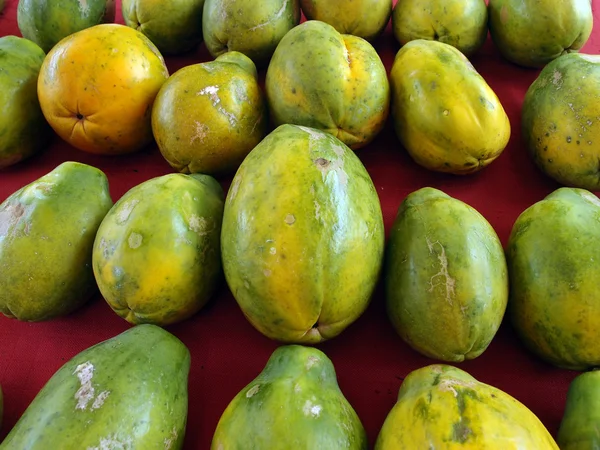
[385,188,508,362]
[522,53,600,191]
[0,161,113,322]
[152,52,267,176]
[17,0,116,53]
[211,345,368,449]
[0,36,52,170]
[265,20,390,150]
[375,364,560,449]
[488,0,593,68]
[300,0,391,42]
[221,124,385,344]
[392,0,487,57]
[37,24,169,155]
[122,0,205,55]
[389,39,510,174]
[507,188,600,370]
[93,173,224,326]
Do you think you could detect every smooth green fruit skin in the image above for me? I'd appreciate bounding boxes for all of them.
[385,188,508,362]
[507,188,600,370]
[202,0,300,68]
[488,0,593,68]
[17,0,116,53]
[522,53,600,191]
[0,161,113,321]
[221,124,385,344]
[557,370,600,450]
[122,0,205,55]
[0,36,51,169]
[211,345,368,449]
[0,324,190,450]
[93,173,224,326]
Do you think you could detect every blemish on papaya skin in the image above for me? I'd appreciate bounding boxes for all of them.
[128,232,143,249]
[0,203,26,237]
[248,0,290,31]
[190,121,209,144]
[285,214,296,225]
[189,215,212,236]
[116,200,139,224]
[164,428,178,450]
[246,384,260,398]
[426,238,456,304]
[306,355,320,369]
[303,398,322,417]
[229,176,242,201]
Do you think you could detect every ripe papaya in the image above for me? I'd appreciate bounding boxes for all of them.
[375,364,559,449]
[92,173,224,326]
[0,324,190,449]
[0,161,113,321]
[221,124,385,344]
[211,345,368,449]
[507,187,600,370]
[385,187,508,362]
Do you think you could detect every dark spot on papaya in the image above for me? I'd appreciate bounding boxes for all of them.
[76,113,84,120]
[567,136,572,143]
[548,158,553,163]
[292,87,296,94]
[432,373,442,386]
[577,140,581,145]
[543,146,548,151]
[433,32,439,40]
[452,422,472,443]
[315,158,330,168]
[546,132,550,137]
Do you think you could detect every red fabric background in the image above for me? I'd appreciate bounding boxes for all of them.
[1,0,599,447]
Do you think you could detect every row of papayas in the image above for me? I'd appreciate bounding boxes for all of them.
[0,323,594,449]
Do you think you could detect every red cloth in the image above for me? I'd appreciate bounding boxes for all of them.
[1,0,599,447]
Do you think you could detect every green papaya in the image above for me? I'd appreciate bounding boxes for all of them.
[0,161,113,321]
[211,345,368,449]
[92,173,224,326]
[385,187,508,362]
[0,324,190,449]
[0,36,52,169]
[221,124,385,344]
[557,370,600,449]
[507,188,600,370]
[17,0,116,53]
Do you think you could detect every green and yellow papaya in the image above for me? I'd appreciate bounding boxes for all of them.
[93,173,224,326]
[0,161,113,321]
[0,324,190,449]
[375,364,559,449]
[211,345,368,449]
[507,188,600,370]
[221,124,385,344]
[385,187,508,362]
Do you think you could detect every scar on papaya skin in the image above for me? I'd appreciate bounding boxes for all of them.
[248,0,290,31]
[306,356,320,369]
[426,237,456,304]
[285,214,296,225]
[116,199,140,224]
[0,203,26,237]
[246,385,260,398]
[164,428,178,450]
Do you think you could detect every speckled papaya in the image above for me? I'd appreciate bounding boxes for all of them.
[93,173,224,326]
[375,364,560,449]
[221,124,385,344]
[0,36,52,169]
[17,0,115,53]
[0,324,190,449]
[265,20,390,150]
[0,161,113,321]
[385,187,508,362]
[390,39,510,174]
[507,188,600,370]
[522,53,600,190]
[211,345,368,449]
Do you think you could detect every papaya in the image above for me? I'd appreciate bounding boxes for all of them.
[152,51,267,176]
[92,173,224,326]
[122,0,205,55]
[392,0,488,57]
[389,39,510,175]
[557,369,600,449]
[202,0,300,68]
[0,0,4,13]
[488,0,593,68]
[300,0,392,42]
[507,187,600,370]
[522,53,600,191]
[374,364,560,449]
[211,345,368,449]
[0,36,52,170]
[0,161,113,321]
[221,124,385,344]
[17,0,116,53]
[265,20,390,150]
[385,188,508,362]
[0,324,190,449]
[37,24,169,155]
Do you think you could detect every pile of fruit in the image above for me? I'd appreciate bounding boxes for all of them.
[0,0,599,448]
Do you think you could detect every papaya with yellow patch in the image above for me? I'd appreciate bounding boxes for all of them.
[389,39,510,174]
[221,124,385,344]
[375,364,560,449]
[92,173,224,326]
